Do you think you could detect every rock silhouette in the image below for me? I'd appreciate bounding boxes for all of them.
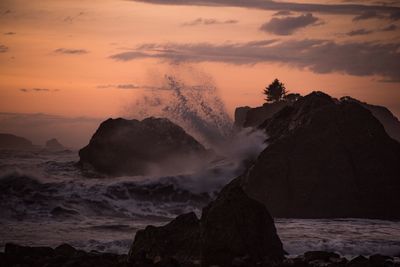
[79,117,208,176]
[0,133,33,150]
[234,102,288,128]
[128,179,284,267]
[242,92,400,219]
[45,138,65,151]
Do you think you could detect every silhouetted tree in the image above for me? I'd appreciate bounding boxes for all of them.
[264,79,287,102]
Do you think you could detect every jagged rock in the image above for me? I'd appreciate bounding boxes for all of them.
[341,96,400,143]
[79,117,208,176]
[234,102,288,128]
[0,133,33,150]
[242,92,400,219]
[45,138,65,151]
[200,179,284,267]
[128,212,201,265]
[128,179,284,267]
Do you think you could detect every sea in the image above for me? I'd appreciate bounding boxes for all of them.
[1,148,400,257]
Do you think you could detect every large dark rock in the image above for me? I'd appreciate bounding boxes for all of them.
[45,138,65,151]
[234,102,288,128]
[128,179,284,267]
[79,117,208,176]
[0,133,33,150]
[242,91,400,219]
[128,212,201,265]
[200,179,284,267]
[341,96,400,143]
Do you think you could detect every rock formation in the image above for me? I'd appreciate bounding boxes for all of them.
[45,138,65,151]
[78,117,209,176]
[242,92,400,219]
[128,179,284,267]
[234,102,288,128]
[0,133,33,150]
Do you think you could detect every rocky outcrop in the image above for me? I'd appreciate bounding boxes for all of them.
[128,212,201,265]
[242,92,400,219]
[78,117,208,176]
[234,102,288,128]
[128,179,284,267]
[2,243,128,267]
[200,179,284,267]
[45,138,65,151]
[0,133,33,150]
[341,96,400,143]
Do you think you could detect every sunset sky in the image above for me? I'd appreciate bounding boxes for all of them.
[0,0,400,147]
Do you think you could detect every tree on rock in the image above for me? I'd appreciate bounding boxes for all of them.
[264,79,287,102]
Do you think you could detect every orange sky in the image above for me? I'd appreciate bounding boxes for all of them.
[0,0,399,121]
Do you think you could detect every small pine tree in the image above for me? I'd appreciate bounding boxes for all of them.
[263,79,287,102]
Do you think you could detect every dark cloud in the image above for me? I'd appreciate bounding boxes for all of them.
[97,84,163,90]
[4,32,16,35]
[182,18,238,26]
[273,10,293,16]
[346,28,374,36]
[54,48,88,55]
[110,39,400,82]
[381,24,398,31]
[129,0,400,15]
[353,11,384,21]
[260,13,320,35]
[0,44,8,53]
[19,88,60,93]
[390,11,400,20]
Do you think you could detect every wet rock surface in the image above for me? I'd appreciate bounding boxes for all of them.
[79,117,209,176]
[242,92,400,219]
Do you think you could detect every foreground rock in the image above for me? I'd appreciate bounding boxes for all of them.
[79,117,209,176]
[1,243,128,267]
[242,92,400,219]
[0,133,33,150]
[2,243,399,267]
[128,179,284,267]
[128,212,201,265]
[201,179,284,267]
[45,138,65,151]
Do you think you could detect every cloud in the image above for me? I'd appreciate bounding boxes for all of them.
[129,0,400,15]
[353,11,384,21]
[97,84,164,90]
[0,44,8,53]
[260,13,320,35]
[381,24,398,31]
[182,17,238,26]
[19,88,60,93]
[346,28,374,36]
[110,39,400,82]
[390,11,400,20]
[3,32,16,35]
[54,48,88,55]
[273,10,293,16]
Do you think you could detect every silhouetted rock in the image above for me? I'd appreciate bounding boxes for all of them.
[128,212,201,265]
[0,133,33,150]
[341,96,400,143]
[200,179,284,267]
[79,117,208,176]
[234,102,288,128]
[45,138,65,151]
[242,91,400,219]
[2,243,128,267]
[128,179,284,267]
